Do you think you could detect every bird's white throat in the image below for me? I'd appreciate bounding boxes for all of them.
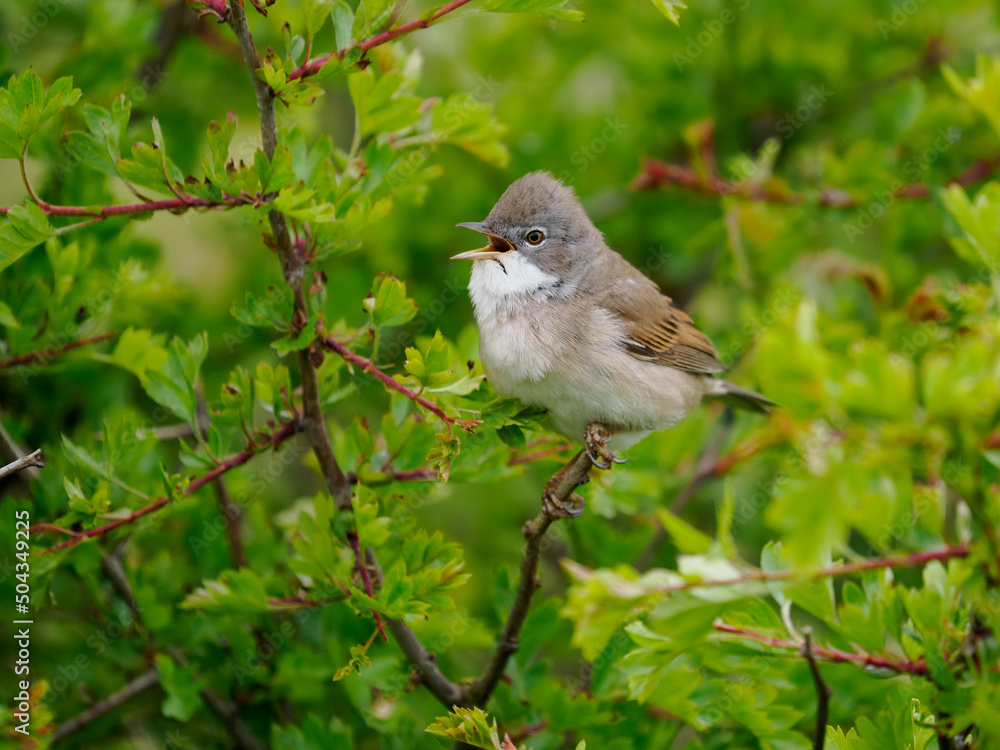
[467,252,561,320]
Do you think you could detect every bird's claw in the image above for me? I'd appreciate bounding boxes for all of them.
[542,490,585,519]
[584,422,626,469]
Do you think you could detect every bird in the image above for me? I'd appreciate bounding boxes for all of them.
[452,171,771,517]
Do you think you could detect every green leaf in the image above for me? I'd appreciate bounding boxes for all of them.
[156,654,206,722]
[206,111,237,175]
[480,0,585,22]
[181,568,274,614]
[425,707,506,749]
[367,274,417,328]
[0,203,54,273]
[332,1,355,48]
[0,300,19,328]
[649,0,686,25]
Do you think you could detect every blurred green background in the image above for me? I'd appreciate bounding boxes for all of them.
[2,0,1000,747]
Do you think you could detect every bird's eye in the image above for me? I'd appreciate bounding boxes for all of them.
[525,229,545,245]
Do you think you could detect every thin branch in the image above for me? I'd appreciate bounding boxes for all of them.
[0,448,44,481]
[50,668,160,743]
[226,1,353,512]
[213,477,247,568]
[288,0,476,82]
[647,544,970,595]
[463,450,593,707]
[714,623,929,677]
[227,0,466,713]
[0,331,118,371]
[632,153,1000,208]
[801,629,831,750]
[350,532,388,642]
[507,442,574,466]
[324,337,480,432]
[33,420,299,555]
[0,194,259,219]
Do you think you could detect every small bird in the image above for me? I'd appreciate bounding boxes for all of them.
[453,171,771,517]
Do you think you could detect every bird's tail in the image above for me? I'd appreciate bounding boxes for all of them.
[705,379,774,414]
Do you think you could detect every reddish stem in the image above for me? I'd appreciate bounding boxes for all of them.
[0,195,256,219]
[34,420,299,556]
[633,153,1000,208]
[713,623,929,677]
[289,0,476,81]
[651,545,970,595]
[348,530,388,643]
[0,331,118,371]
[507,443,574,466]
[323,337,479,432]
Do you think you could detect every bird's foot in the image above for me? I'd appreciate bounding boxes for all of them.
[542,489,586,519]
[584,422,627,469]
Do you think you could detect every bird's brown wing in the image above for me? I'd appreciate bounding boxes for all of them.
[598,257,726,375]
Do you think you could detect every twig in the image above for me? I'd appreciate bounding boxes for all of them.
[50,668,160,743]
[213,478,246,568]
[288,0,477,81]
[801,629,831,750]
[0,448,44,481]
[226,1,353,512]
[713,623,929,676]
[463,450,593,707]
[349,532,388,642]
[225,0,466,714]
[324,337,480,433]
[0,195,259,219]
[0,331,118,371]
[507,442,574,466]
[33,420,299,555]
[632,153,1000,208]
[645,544,970,595]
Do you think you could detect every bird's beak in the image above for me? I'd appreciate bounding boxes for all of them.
[451,221,513,261]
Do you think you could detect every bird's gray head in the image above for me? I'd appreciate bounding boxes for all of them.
[452,171,601,278]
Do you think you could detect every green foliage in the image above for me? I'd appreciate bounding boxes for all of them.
[2,0,1000,749]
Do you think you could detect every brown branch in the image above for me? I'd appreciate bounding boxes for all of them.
[801,629,831,750]
[0,331,118,371]
[213,478,246,568]
[714,623,929,677]
[33,420,299,556]
[646,544,970,595]
[632,153,1000,208]
[324,337,480,433]
[50,668,160,743]
[225,0,466,714]
[226,0,352,513]
[507,442,574,466]
[0,448,44,481]
[0,195,259,219]
[288,0,476,82]
[349,532,388,642]
[463,450,593,707]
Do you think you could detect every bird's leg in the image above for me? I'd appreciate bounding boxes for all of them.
[584,422,628,470]
[541,453,589,518]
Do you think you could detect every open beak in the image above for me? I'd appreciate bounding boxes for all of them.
[451,221,513,261]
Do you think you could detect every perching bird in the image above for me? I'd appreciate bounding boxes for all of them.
[453,171,771,516]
